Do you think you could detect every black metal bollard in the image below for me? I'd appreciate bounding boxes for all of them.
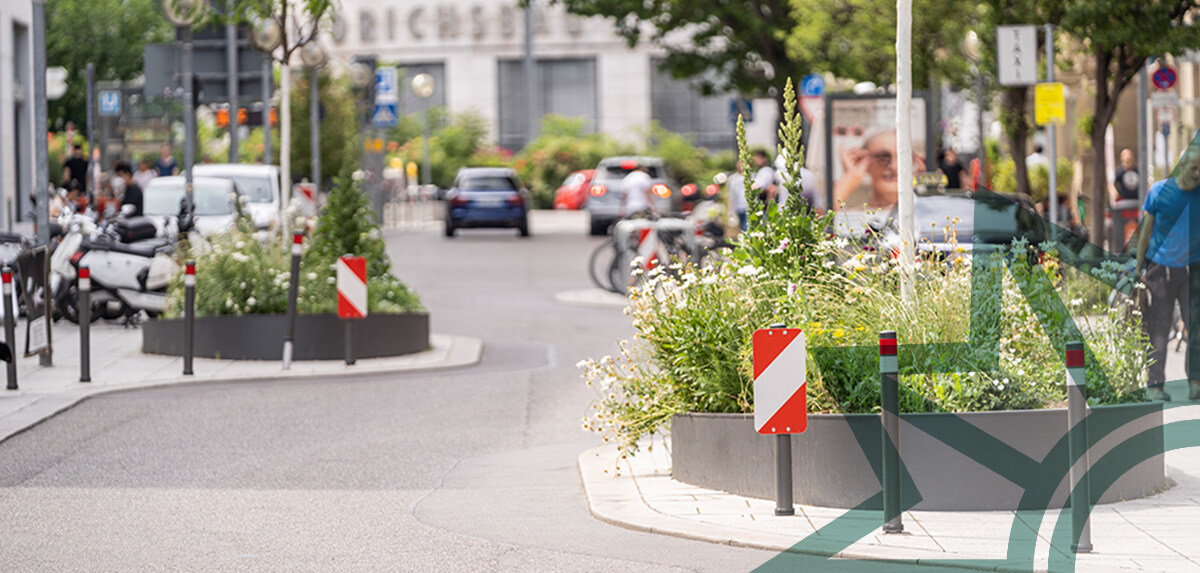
[2,267,16,390]
[1066,341,1093,553]
[183,260,195,376]
[344,321,355,366]
[79,265,91,383]
[768,322,794,516]
[282,231,302,370]
[880,330,903,533]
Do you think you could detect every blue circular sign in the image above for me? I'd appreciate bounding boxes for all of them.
[1153,65,1177,91]
[801,73,825,97]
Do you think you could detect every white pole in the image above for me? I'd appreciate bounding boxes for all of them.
[1046,24,1058,234]
[280,63,291,236]
[896,0,915,302]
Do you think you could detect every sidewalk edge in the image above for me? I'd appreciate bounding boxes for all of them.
[0,334,482,445]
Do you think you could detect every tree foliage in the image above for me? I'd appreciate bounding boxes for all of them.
[290,71,359,188]
[47,0,172,131]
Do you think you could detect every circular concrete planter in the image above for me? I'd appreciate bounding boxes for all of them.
[141,313,430,360]
[671,402,1168,511]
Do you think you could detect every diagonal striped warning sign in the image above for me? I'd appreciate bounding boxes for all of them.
[337,256,368,319]
[753,327,807,434]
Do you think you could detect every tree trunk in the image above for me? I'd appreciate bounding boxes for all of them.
[1003,88,1031,198]
[1090,47,1113,249]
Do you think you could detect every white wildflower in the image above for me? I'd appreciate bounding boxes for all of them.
[737,265,760,276]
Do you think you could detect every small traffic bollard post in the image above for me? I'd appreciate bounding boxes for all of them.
[183,260,196,376]
[2,267,16,390]
[768,323,795,516]
[282,232,303,370]
[1066,341,1093,553]
[337,255,367,366]
[79,266,91,383]
[880,330,903,533]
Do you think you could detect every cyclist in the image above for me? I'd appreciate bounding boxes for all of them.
[619,164,658,219]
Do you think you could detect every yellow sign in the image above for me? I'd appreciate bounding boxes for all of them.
[1035,82,1065,125]
[362,137,385,152]
[406,161,418,181]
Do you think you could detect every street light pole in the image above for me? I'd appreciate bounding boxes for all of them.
[184,25,195,202]
[412,73,436,186]
[896,0,915,303]
[227,22,239,163]
[523,1,537,146]
[33,0,53,367]
[311,68,320,188]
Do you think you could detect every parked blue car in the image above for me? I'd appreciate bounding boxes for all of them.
[444,167,531,238]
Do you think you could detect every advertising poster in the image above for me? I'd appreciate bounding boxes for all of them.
[825,95,931,213]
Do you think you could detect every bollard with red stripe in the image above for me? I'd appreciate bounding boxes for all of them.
[2,267,16,390]
[282,232,304,370]
[753,324,807,516]
[1065,341,1092,553]
[337,255,367,365]
[79,266,91,382]
[183,260,196,376]
[880,330,903,533]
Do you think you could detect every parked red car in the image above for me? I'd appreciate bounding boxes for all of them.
[552,169,595,210]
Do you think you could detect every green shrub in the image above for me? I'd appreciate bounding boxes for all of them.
[513,115,629,209]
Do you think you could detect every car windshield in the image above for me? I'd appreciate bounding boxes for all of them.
[599,164,664,181]
[144,180,235,217]
[460,175,518,191]
[223,176,273,203]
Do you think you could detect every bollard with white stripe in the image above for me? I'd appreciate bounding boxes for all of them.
[1066,341,1092,553]
[337,255,368,366]
[183,260,196,376]
[282,232,303,370]
[880,330,903,533]
[2,267,16,390]
[79,265,91,383]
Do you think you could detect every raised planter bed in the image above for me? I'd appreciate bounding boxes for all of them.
[142,313,430,360]
[671,402,1167,511]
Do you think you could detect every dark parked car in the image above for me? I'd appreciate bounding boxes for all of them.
[444,167,531,237]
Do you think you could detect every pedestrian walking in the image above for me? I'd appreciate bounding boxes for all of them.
[1136,145,1200,401]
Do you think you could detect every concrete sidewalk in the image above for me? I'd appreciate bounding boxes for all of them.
[0,318,481,443]
[579,353,1200,572]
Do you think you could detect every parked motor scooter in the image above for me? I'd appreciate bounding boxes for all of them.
[55,201,190,324]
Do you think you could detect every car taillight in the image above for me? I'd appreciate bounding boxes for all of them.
[704,184,720,197]
[508,195,524,206]
[620,160,638,170]
[652,184,671,198]
[681,184,697,197]
[450,196,469,207]
[590,185,606,197]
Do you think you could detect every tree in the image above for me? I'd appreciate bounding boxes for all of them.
[555,0,974,123]
[290,70,358,189]
[204,0,336,234]
[1061,0,1200,243]
[46,0,172,131]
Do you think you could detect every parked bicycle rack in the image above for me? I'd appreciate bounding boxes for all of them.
[613,218,701,279]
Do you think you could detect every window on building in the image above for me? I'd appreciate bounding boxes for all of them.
[650,59,735,151]
[497,58,598,151]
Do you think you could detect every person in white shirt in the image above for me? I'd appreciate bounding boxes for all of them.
[1026,143,1049,169]
[621,166,656,218]
[775,153,821,212]
[133,158,156,191]
[751,150,778,209]
[727,161,748,230]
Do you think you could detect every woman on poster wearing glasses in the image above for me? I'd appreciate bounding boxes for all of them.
[833,128,925,211]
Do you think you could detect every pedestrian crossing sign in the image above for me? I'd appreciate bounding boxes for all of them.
[371,102,398,128]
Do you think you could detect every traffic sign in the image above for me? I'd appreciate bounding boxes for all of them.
[1035,82,1066,125]
[98,90,121,116]
[801,73,825,97]
[996,25,1038,86]
[728,98,754,124]
[371,102,398,128]
[1153,64,1177,91]
[1151,92,1179,107]
[753,328,807,435]
[375,66,398,103]
[337,256,368,319]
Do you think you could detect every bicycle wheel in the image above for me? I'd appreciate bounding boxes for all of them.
[589,239,621,293]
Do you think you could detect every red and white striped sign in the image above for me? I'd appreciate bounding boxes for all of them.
[636,228,659,270]
[753,328,807,435]
[337,256,368,319]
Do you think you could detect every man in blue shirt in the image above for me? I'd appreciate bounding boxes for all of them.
[1136,146,1200,401]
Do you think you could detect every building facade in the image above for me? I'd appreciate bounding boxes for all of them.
[0,0,33,228]
[325,0,778,152]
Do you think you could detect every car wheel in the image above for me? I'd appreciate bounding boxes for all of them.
[518,219,530,238]
[444,221,456,237]
[589,219,607,236]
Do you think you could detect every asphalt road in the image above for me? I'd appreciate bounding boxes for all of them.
[0,212,784,571]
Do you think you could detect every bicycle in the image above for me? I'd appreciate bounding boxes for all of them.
[587,217,734,294]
